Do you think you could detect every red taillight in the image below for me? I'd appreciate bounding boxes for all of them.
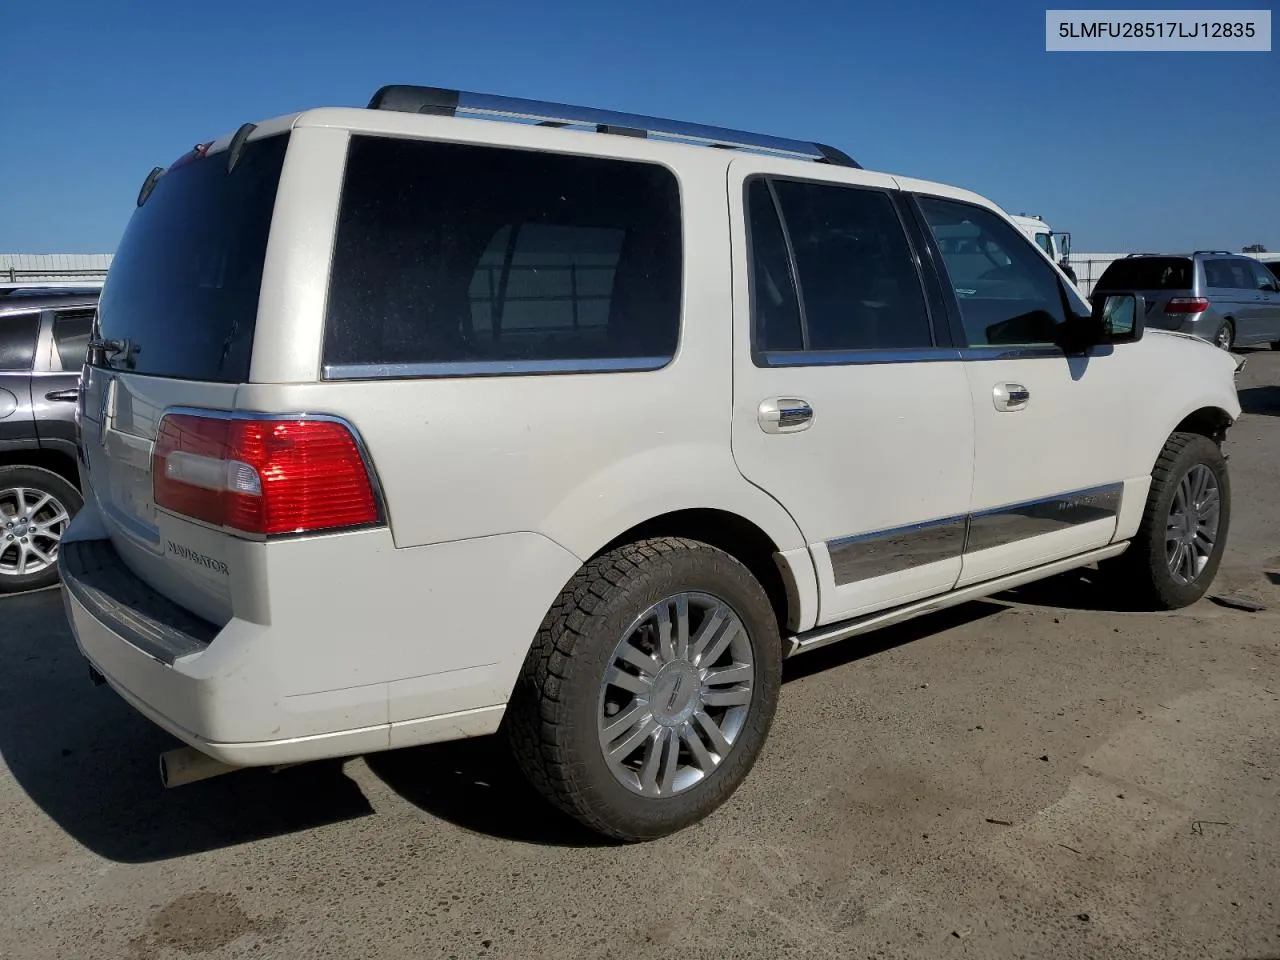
[153,414,379,536]
[1165,297,1210,314]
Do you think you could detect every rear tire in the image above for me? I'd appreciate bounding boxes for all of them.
[506,537,781,841]
[0,466,82,593]
[1102,433,1229,610]
[1213,320,1235,350]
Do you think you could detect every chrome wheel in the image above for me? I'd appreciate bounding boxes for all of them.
[1214,323,1233,350]
[597,592,755,798]
[1165,464,1220,585]
[0,487,70,578]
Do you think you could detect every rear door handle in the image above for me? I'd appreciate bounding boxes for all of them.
[45,389,79,402]
[758,398,814,434]
[993,383,1030,411]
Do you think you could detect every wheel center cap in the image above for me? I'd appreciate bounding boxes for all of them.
[650,662,699,726]
[12,520,28,538]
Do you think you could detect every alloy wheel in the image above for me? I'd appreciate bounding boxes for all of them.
[0,487,71,578]
[1165,464,1220,585]
[597,592,755,798]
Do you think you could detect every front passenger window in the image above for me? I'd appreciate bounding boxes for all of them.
[918,197,1067,347]
[1252,262,1279,292]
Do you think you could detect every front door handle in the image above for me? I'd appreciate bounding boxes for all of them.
[758,398,814,434]
[44,389,79,402]
[993,383,1030,412]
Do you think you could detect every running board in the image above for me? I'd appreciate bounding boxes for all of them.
[785,543,1129,658]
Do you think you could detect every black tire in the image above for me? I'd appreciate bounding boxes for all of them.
[0,465,82,593]
[1102,433,1230,610]
[506,537,782,841]
[1214,320,1235,350]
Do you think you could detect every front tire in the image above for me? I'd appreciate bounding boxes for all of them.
[506,537,781,841]
[0,466,82,593]
[1104,433,1230,610]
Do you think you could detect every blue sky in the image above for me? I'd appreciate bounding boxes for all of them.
[1,0,1275,254]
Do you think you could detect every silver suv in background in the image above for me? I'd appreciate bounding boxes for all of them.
[1092,251,1280,350]
[0,286,95,591]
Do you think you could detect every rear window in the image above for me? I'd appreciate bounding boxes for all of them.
[322,136,682,376]
[95,135,288,382]
[1094,257,1193,291]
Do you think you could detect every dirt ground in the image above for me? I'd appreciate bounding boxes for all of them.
[1,351,1278,960]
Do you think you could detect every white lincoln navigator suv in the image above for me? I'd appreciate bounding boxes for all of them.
[61,85,1241,840]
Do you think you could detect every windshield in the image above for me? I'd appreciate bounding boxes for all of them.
[95,135,288,382]
[1096,257,1193,290]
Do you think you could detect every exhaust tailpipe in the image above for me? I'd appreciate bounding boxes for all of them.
[159,747,241,788]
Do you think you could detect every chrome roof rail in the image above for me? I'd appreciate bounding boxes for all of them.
[368,85,859,168]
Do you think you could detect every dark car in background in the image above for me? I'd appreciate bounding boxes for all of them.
[0,285,97,591]
[1092,251,1280,350]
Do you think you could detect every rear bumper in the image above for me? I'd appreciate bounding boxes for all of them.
[59,511,580,767]
[60,538,396,765]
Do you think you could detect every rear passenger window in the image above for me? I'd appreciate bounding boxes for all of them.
[918,196,1067,347]
[0,312,39,371]
[323,137,682,375]
[750,179,932,354]
[52,310,94,372]
[1204,259,1254,290]
[746,179,803,352]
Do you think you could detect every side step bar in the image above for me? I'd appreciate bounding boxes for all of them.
[785,543,1129,658]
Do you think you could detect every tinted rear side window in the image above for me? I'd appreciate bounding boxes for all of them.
[746,179,803,352]
[324,137,682,375]
[756,178,932,353]
[1203,259,1255,290]
[95,135,288,382]
[0,312,39,371]
[1095,257,1193,290]
[53,310,95,371]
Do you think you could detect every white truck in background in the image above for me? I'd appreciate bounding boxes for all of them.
[1011,214,1078,283]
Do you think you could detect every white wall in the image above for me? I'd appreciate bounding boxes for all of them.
[0,253,112,282]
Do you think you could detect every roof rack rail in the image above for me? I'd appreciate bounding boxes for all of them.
[367,85,860,168]
[0,281,103,292]
[1193,250,1233,256]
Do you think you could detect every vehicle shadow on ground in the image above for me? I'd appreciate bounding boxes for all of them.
[1238,385,1280,417]
[369,600,1010,844]
[366,736,611,848]
[992,567,1152,613]
[1,570,1150,857]
[0,590,373,864]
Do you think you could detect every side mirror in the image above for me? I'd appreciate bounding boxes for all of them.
[1092,292,1145,343]
[1057,293,1145,353]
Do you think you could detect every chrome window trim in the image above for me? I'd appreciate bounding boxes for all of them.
[754,344,1075,368]
[959,345,1064,361]
[824,482,1125,584]
[322,356,672,381]
[828,515,967,586]
[156,406,390,541]
[758,347,964,367]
